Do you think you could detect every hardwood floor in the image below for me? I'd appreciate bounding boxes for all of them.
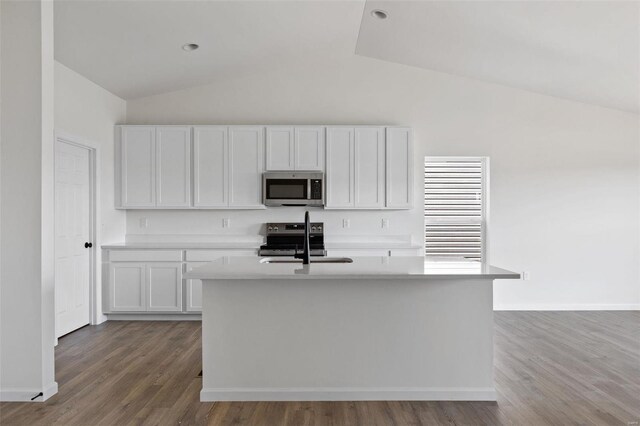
[1,312,638,425]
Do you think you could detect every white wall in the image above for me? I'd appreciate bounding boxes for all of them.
[126,55,640,310]
[54,61,127,321]
[1,0,57,401]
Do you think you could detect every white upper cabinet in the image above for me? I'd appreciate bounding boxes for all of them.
[354,127,385,208]
[265,126,324,171]
[120,126,156,207]
[156,127,191,207]
[193,126,228,207]
[326,126,412,210]
[118,126,191,208]
[325,127,355,208]
[228,126,264,208]
[193,126,265,209]
[265,127,294,170]
[117,124,410,210]
[386,127,414,209]
[295,127,324,170]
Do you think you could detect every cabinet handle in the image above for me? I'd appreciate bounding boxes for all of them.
[85,242,93,248]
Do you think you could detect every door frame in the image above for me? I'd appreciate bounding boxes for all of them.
[54,131,100,330]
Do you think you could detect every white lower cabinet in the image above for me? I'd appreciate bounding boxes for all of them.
[106,248,258,314]
[109,262,182,312]
[185,262,207,312]
[109,263,146,312]
[147,263,182,312]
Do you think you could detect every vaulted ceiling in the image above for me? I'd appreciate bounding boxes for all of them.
[54,0,639,113]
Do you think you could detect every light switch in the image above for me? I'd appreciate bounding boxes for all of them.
[342,219,350,229]
[139,217,148,228]
[223,218,230,228]
[381,219,389,229]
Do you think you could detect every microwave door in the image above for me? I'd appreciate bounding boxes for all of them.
[266,179,308,204]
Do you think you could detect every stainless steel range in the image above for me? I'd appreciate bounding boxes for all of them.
[259,222,326,257]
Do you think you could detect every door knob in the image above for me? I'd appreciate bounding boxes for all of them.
[85,242,93,248]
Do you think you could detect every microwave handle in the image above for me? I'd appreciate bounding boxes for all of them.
[307,179,311,200]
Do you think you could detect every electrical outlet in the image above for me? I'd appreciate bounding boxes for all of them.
[522,271,531,281]
[222,218,230,228]
[139,217,148,228]
[342,219,350,229]
[381,219,389,229]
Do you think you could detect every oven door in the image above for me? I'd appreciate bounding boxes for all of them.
[263,178,309,206]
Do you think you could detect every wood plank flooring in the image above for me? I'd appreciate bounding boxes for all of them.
[0,311,638,425]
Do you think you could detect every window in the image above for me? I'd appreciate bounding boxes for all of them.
[424,157,488,261]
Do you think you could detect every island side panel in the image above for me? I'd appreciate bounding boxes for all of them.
[200,277,495,401]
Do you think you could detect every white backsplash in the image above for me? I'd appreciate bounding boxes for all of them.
[125,207,420,245]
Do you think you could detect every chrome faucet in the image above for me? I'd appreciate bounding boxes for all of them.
[294,211,311,264]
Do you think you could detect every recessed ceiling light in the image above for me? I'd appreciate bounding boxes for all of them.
[371,9,388,19]
[182,43,199,52]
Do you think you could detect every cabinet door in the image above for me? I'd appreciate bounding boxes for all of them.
[156,126,191,207]
[146,263,182,312]
[185,262,208,312]
[386,127,414,209]
[229,126,264,207]
[295,127,324,170]
[193,126,228,207]
[109,263,146,312]
[265,127,294,171]
[354,127,385,208]
[325,128,355,208]
[120,127,156,207]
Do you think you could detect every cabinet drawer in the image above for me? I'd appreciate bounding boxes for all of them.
[186,249,257,261]
[109,250,183,262]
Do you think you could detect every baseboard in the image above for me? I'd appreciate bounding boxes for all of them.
[1,382,58,402]
[200,387,496,402]
[493,303,640,311]
[106,314,202,321]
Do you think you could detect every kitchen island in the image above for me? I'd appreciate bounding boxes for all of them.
[185,256,519,402]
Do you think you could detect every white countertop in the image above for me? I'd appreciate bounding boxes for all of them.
[101,242,260,249]
[101,241,420,250]
[185,256,520,280]
[324,242,422,249]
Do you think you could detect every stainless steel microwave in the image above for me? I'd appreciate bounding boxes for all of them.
[263,171,324,207]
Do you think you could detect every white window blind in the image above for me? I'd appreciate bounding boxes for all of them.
[424,158,486,260]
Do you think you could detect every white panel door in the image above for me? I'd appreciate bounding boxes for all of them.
[110,263,146,312]
[120,126,156,207]
[55,141,92,337]
[147,263,183,312]
[265,127,294,171]
[325,127,354,208]
[185,262,208,312]
[146,262,182,312]
[354,127,385,208]
[228,126,264,207]
[156,126,191,207]
[193,126,228,207]
[295,127,324,170]
[386,127,414,209]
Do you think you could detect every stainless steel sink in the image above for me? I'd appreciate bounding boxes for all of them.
[260,257,353,264]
